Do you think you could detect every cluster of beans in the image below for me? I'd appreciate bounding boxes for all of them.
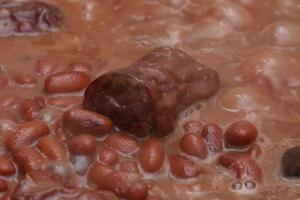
[179,120,263,191]
[0,52,264,199]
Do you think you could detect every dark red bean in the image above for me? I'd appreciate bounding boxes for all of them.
[225,120,257,148]
[68,134,97,155]
[183,121,203,134]
[201,123,223,152]
[104,132,139,154]
[36,56,60,76]
[0,180,7,193]
[18,97,45,121]
[168,155,200,179]
[63,108,112,135]
[83,47,219,137]
[13,73,36,86]
[128,181,149,200]
[37,136,68,161]
[180,134,207,159]
[13,146,45,174]
[6,120,50,151]
[0,155,16,176]
[139,138,165,172]
[44,71,91,94]
[67,61,92,72]
[281,146,300,179]
[98,147,119,166]
[219,153,263,182]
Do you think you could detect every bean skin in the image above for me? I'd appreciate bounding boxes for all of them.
[168,155,200,179]
[201,123,223,152]
[139,138,165,172]
[63,108,112,135]
[37,136,68,161]
[69,134,97,156]
[44,71,91,94]
[225,120,258,148]
[179,134,207,159]
[6,120,50,151]
[104,132,139,154]
[0,155,16,176]
[98,147,119,166]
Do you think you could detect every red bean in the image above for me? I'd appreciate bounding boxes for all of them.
[13,146,45,173]
[67,62,92,72]
[98,147,119,166]
[179,134,207,159]
[63,108,113,135]
[183,121,203,134]
[37,136,68,161]
[0,155,16,176]
[201,123,223,152]
[128,181,148,200]
[18,97,45,121]
[35,56,60,76]
[168,155,200,179]
[119,161,140,173]
[104,132,139,154]
[87,163,113,187]
[44,71,91,94]
[48,96,81,108]
[6,120,50,151]
[13,73,37,86]
[225,120,258,148]
[218,153,263,182]
[0,180,7,193]
[68,134,97,155]
[98,171,143,198]
[139,138,165,172]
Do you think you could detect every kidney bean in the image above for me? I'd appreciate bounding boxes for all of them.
[13,73,37,86]
[98,171,143,198]
[98,147,119,166]
[18,97,45,121]
[0,94,22,109]
[63,108,112,135]
[183,121,203,134]
[87,163,113,187]
[48,96,81,108]
[179,134,207,159]
[71,155,92,175]
[104,132,139,154]
[44,71,91,94]
[168,155,200,179]
[128,181,148,200]
[6,120,50,151]
[218,153,263,182]
[67,61,92,72]
[13,146,45,173]
[139,138,165,172]
[69,134,97,155]
[0,180,7,193]
[119,161,140,174]
[225,120,257,148]
[37,136,68,161]
[244,143,261,158]
[0,155,16,176]
[201,123,223,152]
[36,56,60,76]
